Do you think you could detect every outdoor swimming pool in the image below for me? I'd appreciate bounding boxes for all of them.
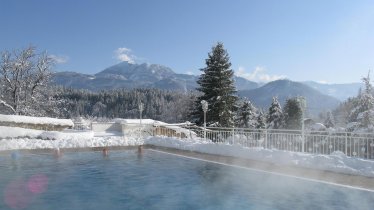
[0,149,373,210]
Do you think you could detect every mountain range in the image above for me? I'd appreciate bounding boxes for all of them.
[52,62,362,116]
[301,81,361,101]
[238,80,341,116]
[53,62,259,92]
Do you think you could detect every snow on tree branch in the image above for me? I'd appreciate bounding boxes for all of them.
[0,46,55,116]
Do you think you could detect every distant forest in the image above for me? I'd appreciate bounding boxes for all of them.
[54,87,197,123]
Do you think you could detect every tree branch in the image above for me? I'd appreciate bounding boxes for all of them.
[0,99,16,114]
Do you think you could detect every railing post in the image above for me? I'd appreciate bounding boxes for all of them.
[345,133,348,156]
[232,127,235,144]
[302,129,305,153]
[264,129,268,149]
[366,138,369,159]
[204,127,206,141]
[204,112,206,141]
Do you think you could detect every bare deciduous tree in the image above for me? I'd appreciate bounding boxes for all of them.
[0,46,54,116]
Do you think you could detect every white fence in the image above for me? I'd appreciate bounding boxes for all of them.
[191,127,374,160]
[130,125,374,160]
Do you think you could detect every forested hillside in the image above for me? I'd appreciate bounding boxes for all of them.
[54,87,197,123]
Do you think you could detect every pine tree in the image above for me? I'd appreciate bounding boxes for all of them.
[266,97,284,129]
[236,99,257,128]
[256,110,266,129]
[347,72,374,131]
[324,111,335,128]
[283,98,302,130]
[92,101,107,117]
[192,42,238,127]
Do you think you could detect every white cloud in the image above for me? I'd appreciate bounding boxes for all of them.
[114,47,136,64]
[49,55,69,64]
[186,71,194,75]
[317,80,330,84]
[236,66,286,83]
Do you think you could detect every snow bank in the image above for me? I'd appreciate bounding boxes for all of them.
[0,135,142,150]
[114,118,155,124]
[0,114,73,126]
[0,126,93,140]
[0,128,142,150]
[145,137,374,178]
[0,126,44,138]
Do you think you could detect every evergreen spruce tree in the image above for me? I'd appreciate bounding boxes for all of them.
[347,72,374,131]
[192,42,238,127]
[266,97,284,129]
[236,99,257,128]
[283,98,302,130]
[324,111,335,128]
[256,110,266,129]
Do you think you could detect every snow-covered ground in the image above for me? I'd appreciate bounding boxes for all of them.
[1,126,373,178]
[0,126,141,150]
[0,114,73,126]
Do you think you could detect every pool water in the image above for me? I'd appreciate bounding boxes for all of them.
[0,149,373,210]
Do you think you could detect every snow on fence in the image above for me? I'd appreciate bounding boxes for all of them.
[128,124,374,160]
[191,127,374,159]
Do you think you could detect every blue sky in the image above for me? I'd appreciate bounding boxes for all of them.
[1,0,374,83]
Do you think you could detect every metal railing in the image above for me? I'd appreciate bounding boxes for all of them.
[191,127,374,159]
[130,125,374,160]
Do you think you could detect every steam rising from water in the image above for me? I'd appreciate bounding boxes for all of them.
[1,150,373,210]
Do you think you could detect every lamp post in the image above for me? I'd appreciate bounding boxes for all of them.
[297,97,306,152]
[138,101,144,139]
[201,100,208,141]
